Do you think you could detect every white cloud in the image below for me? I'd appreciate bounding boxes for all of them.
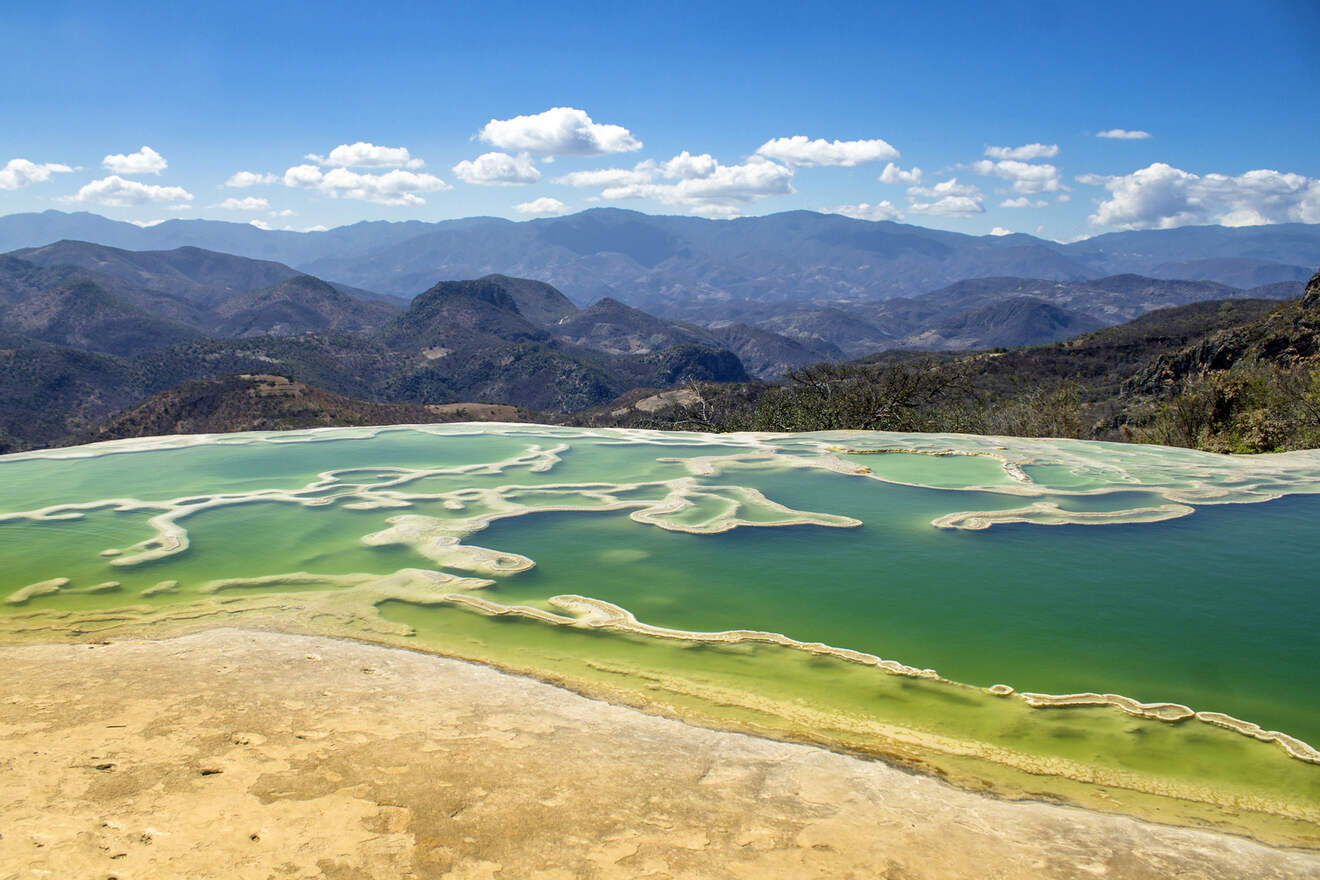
[215,196,270,211]
[822,201,905,221]
[989,226,1014,236]
[0,158,74,190]
[1095,129,1152,140]
[1000,196,1047,208]
[906,179,985,216]
[754,136,898,167]
[283,164,323,188]
[281,164,451,206]
[305,142,424,169]
[302,224,329,232]
[985,143,1058,160]
[906,178,981,199]
[72,175,193,207]
[661,151,717,179]
[554,161,657,188]
[128,218,166,228]
[908,196,985,217]
[271,208,294,217]
[452,152,541,185]
[514,196,570,216]
[102,146,167,175]
[224,171,277,188]
[970,158,1064,194]
[878,162,922,185]
[1082,162,1320,229]
[478,107,641,157]
[249,219,272,230]
[598,155,794,216]
[556,151,793,216]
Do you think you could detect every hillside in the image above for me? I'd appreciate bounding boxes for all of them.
[899,297,1102,350]
[758,274,1291,356]
[705,323,844,380]
[213,275,399,337]
[3,226,1317,454]
[1,243,404,342]
[553,297,721,355]
[6,209,1320,318]
[10,240,307,304]
[0,272,202,356]
[71,374,525,444]
[576,289,1307,449]
[0,273,751,452]
[375,278,747,411]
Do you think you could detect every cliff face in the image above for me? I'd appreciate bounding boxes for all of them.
[1125,268,1320,394]
[1303,268,1320,310]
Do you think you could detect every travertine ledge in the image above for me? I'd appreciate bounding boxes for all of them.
[2,629,1316,880]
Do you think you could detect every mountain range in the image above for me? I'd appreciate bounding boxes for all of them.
[2,209,1317,320]
[0,210,1315,454]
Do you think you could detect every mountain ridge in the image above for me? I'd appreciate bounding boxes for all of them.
[4,210,1318,318]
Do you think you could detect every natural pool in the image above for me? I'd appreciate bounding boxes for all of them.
[2,424,1317,846]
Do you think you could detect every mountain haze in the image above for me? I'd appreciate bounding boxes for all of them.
[5,210,1319,319]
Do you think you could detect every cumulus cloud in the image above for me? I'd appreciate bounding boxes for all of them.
[281,164,450,206]
[1000,196,1047,208]
[985,143,1058,160]
[249,219,272,230]
[102,146,167,175]
[906,178,980,199]
[554,161,657,189]
[224,171,277,188]
[970,158,1064,194]
[554,151,793,216]
[906,178,984,217]
[754,136,898,167]
[514,196,570,216]
[878,162,922,185]
[478,107,641,157]
[452,152,541,185]
[215,196,270,211]
[909,196,984,217]
[989,226,1014,236]
[1096,129,1152,140]
[1080,162,1320,229]
[305,142,425,169]
[661,151,718,179]
[822,201,905,221]
[72,175,193,207]
[0,158,74,190]
[128,218,166,228]
[597,156,793,216]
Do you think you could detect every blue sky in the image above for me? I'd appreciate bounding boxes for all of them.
[3,0,1318,240]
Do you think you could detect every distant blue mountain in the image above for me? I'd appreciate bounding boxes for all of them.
[1,209,1317,319]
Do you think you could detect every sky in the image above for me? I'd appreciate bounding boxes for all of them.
[2,0,1318,241]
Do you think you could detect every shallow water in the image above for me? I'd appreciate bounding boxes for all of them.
[2,424,1318,841]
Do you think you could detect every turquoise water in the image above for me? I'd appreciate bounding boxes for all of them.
[1,424,1318,822]
[475,476,1319,744]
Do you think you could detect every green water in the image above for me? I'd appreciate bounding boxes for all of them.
[2,424,1318,836]
[378,599,1320,812]
[471,477,1319,744]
